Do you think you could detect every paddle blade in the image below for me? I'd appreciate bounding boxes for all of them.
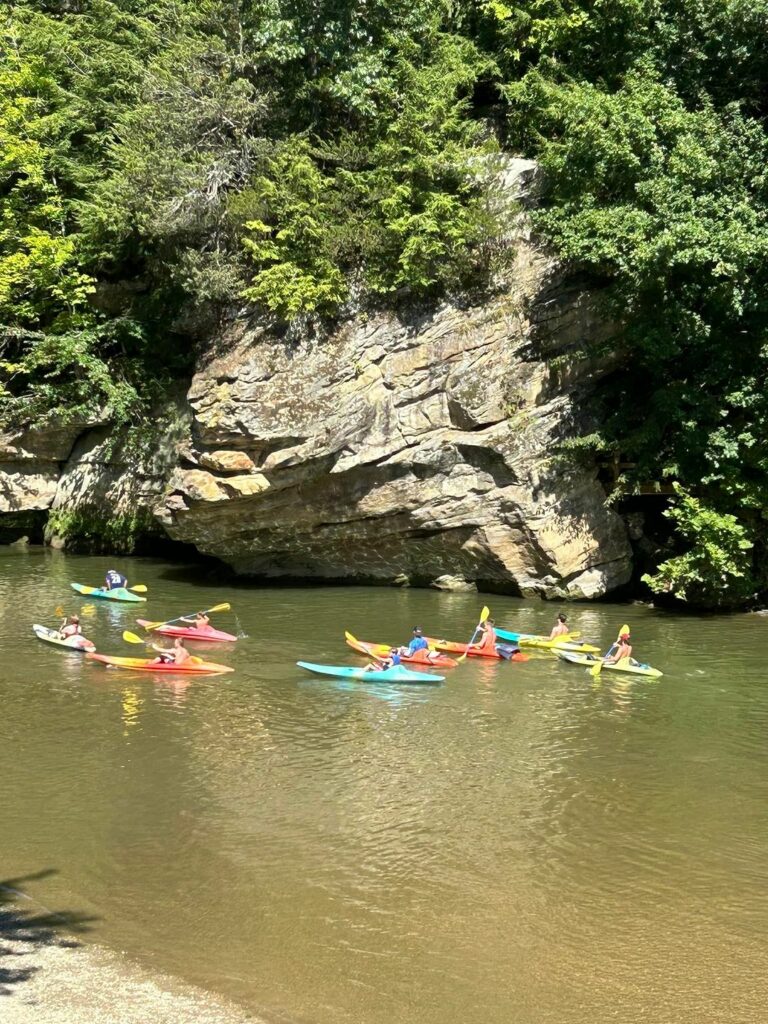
[130,584,148,593]
[54,606,64,617]
[81,604,97,616]
[122,630,146,645]
[618,623,630,638]
[480,605,490,623]
[589,661,603,677]
[206,602,231,614]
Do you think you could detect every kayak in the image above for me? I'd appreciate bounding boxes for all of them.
[136,619,237,642]
[518,637,601,654]
[71,583,145,603]
[33,624,95,653]
[296,661,444,684]
[424,637,529,662]
[86,653,233,675]
[556,650,663,678]
[344,633,456,668]
[496,627,581,644]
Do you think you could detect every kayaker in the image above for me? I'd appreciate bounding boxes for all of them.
[549,613,569,639]
[605,632,632,665]
[469,617,498,655]
[59,614,82,639]
[401,627,429,656]
[181,611,210,630]
[150,638,191,665]
[105,568,128,591]
[365,648,401,671]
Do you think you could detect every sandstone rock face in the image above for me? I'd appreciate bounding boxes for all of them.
[159,165,633,598]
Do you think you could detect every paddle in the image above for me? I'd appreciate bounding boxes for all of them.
[140,602,231,632]
[590,623,630,678]
[129,584,148,593]
[456,605,490,664]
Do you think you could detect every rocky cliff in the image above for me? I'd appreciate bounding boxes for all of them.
[158,161,633,598]
[0,160,633,598]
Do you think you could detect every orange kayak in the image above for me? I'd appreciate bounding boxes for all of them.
[345,633,456,668]
[424,637,529,662]
[86,653,233,675]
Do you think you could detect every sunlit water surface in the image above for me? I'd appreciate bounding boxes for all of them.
[2,549,767,1023]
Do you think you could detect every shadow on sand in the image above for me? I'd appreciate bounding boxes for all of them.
[0,870,97,997]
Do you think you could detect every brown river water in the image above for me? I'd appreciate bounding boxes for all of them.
[2,548,767,1023]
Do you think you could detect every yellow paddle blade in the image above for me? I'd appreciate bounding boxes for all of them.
[81,604,97,616]
[618,623,630,638]
[589,661,603,677]
[481,605,490,622]
[344,630,357,643]
[129,584,148,593]
[54,606,64,617]
[122,630,146,645]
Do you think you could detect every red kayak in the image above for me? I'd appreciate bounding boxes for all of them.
[136,619,237,643]
[345,633,456,668]
[424,637,529,662]
[86,653,233,675]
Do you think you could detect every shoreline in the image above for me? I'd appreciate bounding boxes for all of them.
[1,901,262,1024]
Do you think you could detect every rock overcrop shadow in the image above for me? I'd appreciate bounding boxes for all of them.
[0,870,96,997]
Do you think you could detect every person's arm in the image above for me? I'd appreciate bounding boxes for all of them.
[180,616,195,623]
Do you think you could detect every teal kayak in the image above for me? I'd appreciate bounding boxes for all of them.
[296,661,444,684]
[71,582,146,603]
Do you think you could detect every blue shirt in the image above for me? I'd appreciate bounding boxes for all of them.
[106,569,127,588]
[408,636,428,653]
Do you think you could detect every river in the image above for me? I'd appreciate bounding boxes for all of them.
[2,548,767,1023]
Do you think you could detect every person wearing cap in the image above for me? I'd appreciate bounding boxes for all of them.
[605,632,632,664]
[59,614,82,639]
[404,627,429,656]
[549,612,569,639]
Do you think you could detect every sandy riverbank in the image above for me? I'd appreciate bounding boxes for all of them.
[1,901,261,1024]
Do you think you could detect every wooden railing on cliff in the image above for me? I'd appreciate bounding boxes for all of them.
[597,453,676,496]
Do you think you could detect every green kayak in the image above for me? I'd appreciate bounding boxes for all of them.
[71,582,146,603]
[556,650,663,678]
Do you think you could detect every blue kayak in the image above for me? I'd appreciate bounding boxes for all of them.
[71,582,146,603]
[296,661,444,684]
[495,627,534,643]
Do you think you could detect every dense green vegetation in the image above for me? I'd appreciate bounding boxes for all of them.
[2,0,767,605]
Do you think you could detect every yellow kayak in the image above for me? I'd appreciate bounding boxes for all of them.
[518,637,601,653]
[556,650,663,678]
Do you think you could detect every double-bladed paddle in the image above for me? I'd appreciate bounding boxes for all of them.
[140,603,231,632]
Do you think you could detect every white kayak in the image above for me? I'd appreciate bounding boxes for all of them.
[33,624,96,653]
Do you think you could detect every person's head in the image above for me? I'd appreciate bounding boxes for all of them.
[389,648,398,656]
[174,638,185,648]
[485,617,495,625]
[197,611,206,617]
[69,614,80,624]
[557,613,567,623]
[413,627,423,636]
[620,633,630,643]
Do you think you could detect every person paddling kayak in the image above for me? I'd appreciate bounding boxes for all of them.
[105,568,128,591]
[59,614,82,639]
[180,611,210,630]
[399,627,444,664]
[550,613,569,639]
[151,638,191,665]
[469,617,498,655]
[605,632,632,665]
[365,648,401,671]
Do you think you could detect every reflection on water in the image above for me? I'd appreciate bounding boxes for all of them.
[2,549,768,1024]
